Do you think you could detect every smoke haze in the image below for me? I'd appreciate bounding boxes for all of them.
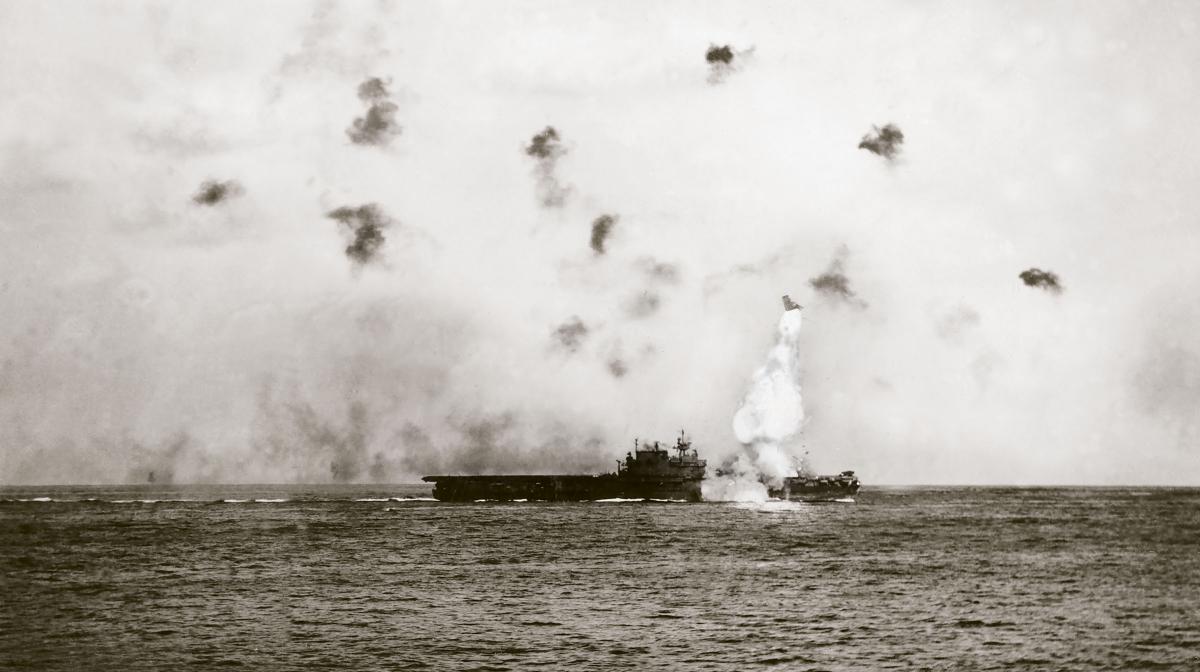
[1,2,1198,486]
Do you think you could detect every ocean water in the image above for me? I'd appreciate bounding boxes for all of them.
[2,485,1198,671]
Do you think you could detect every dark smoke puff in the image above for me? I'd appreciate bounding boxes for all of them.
[590,214,617,255]
[525,126,570,207]
[347,77,401,146]
[858,124,904,160]
[1019,268,1063,294]
[552,316,589,352]
[192,179,243,206]
[357,77,390,102]
[809,272,852,297]
[706,45,734,64]
[706,44,737,84]
[348,101,401,146]
[327,203,392,264]
[526,126,565,160]
[808,255,868,308]
[607,358,628,378]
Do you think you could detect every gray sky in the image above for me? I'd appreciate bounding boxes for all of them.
[1,0,1198,485]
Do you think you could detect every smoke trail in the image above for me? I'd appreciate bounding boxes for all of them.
[706,44,735,84]
[703,307,805,501]
[525,126,571,207]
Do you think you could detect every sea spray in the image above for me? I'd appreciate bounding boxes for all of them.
[703,307,805,501]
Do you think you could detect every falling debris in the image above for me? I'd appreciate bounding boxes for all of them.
[347,77,401,146]
[1019,268,1063,294]
[326,203,393,264]
[858,123,904,160]
[192,179,243,206]
[808,248,868,308]
[590,214,617,255]
[526,126,570,207]
[552,316,589,352]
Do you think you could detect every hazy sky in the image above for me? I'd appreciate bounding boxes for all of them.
[1,0,1198,485]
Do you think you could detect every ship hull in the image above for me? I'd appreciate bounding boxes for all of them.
[768,473,861,502]
[422,474,703,502]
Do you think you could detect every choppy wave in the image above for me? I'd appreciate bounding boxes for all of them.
[5,486,1200,671]
[3,496,443,504]
[353,497,439,502]
[595,497,689,503]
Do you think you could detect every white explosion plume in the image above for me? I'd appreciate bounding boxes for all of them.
[703,308,805,501]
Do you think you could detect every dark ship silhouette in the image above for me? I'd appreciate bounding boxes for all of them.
[768,470,860,502]
[423,432,707,502]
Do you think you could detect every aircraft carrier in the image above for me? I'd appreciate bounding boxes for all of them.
[422,432,707,502]
[768,470,860,502]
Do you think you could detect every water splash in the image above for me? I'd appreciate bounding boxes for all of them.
[703,308,804,501]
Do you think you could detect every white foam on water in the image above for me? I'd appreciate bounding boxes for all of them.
[728,499,809,513]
